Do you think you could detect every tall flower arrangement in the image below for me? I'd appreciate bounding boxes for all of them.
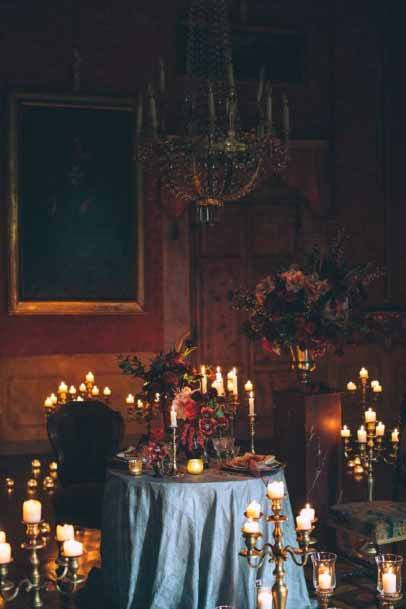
[231,228,384,358]
[118,348,233,459]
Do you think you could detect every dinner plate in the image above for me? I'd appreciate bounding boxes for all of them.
[221,460,283,474]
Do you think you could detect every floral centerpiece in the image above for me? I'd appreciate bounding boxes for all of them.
[118,347,233,463]
[231,228,383,382]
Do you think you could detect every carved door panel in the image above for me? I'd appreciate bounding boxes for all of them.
[192,195,307,442]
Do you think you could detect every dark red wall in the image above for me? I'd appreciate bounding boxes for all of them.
[0,0,403,355]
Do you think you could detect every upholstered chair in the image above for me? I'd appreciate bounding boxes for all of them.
[47,400,124,529]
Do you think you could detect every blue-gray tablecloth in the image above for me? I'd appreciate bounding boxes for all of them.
[101,467,312,609]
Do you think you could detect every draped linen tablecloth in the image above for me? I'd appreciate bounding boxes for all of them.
[101,467,312,609]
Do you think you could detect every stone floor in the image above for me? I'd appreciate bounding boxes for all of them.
[0,454,403,609]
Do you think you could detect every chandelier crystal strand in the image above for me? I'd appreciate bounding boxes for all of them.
[138,0,289,225]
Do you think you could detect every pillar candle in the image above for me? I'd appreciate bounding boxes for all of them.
[376,422,385,436]
[44,397,53,409]
[242,519,260,534]
[318,572,332,590]
[296,514,312,530]
[23,499,42,523]
[341,425,351,438]
[56,524,75,542]
[300,504,315,522]
[246,500,261,519]
[365,408,376,423]
[392,429,400,443]
[244,380,254,393]
[85,372,94,384]
[215,367,225,396]
[382,571,397,594]
[0,531,6,543]
[0,543,11,564]
[357,426,367,443]
[63,539,83,557]
[267,481,284,499]
[257,588,272,609]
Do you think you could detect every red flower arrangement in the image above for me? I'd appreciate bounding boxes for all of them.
[231,228,384,358]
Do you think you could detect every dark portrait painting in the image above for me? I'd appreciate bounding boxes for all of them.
[8,93,144,315]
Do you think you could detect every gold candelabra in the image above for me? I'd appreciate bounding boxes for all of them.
[0,522,85,608]
[341,369,399,502]
[240,489,316,609]
[43,371,113,417]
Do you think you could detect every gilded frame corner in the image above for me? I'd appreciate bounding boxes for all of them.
[8,91,145,316]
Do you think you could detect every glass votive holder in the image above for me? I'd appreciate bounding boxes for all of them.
[311,552,337,594]
[376,554,403,599]
[186,458,204,475]
[256,579,272,609]
[128,459,143,476]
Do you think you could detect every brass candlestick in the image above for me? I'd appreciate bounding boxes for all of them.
[240,495,315,609]
[378,594,403,609]
[317,592,334,609]
[248,413,256,454]
[0,523,85,608]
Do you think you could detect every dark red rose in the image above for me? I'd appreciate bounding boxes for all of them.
[150,425,165,443]
[198,417,217,437]
[184,399,199,421]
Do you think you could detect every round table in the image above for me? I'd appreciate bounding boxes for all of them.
[101,467,312,609]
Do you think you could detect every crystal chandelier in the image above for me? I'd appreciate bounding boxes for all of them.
[138,0,290,225]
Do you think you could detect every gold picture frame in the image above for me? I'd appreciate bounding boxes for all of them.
[8,91,144,315]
